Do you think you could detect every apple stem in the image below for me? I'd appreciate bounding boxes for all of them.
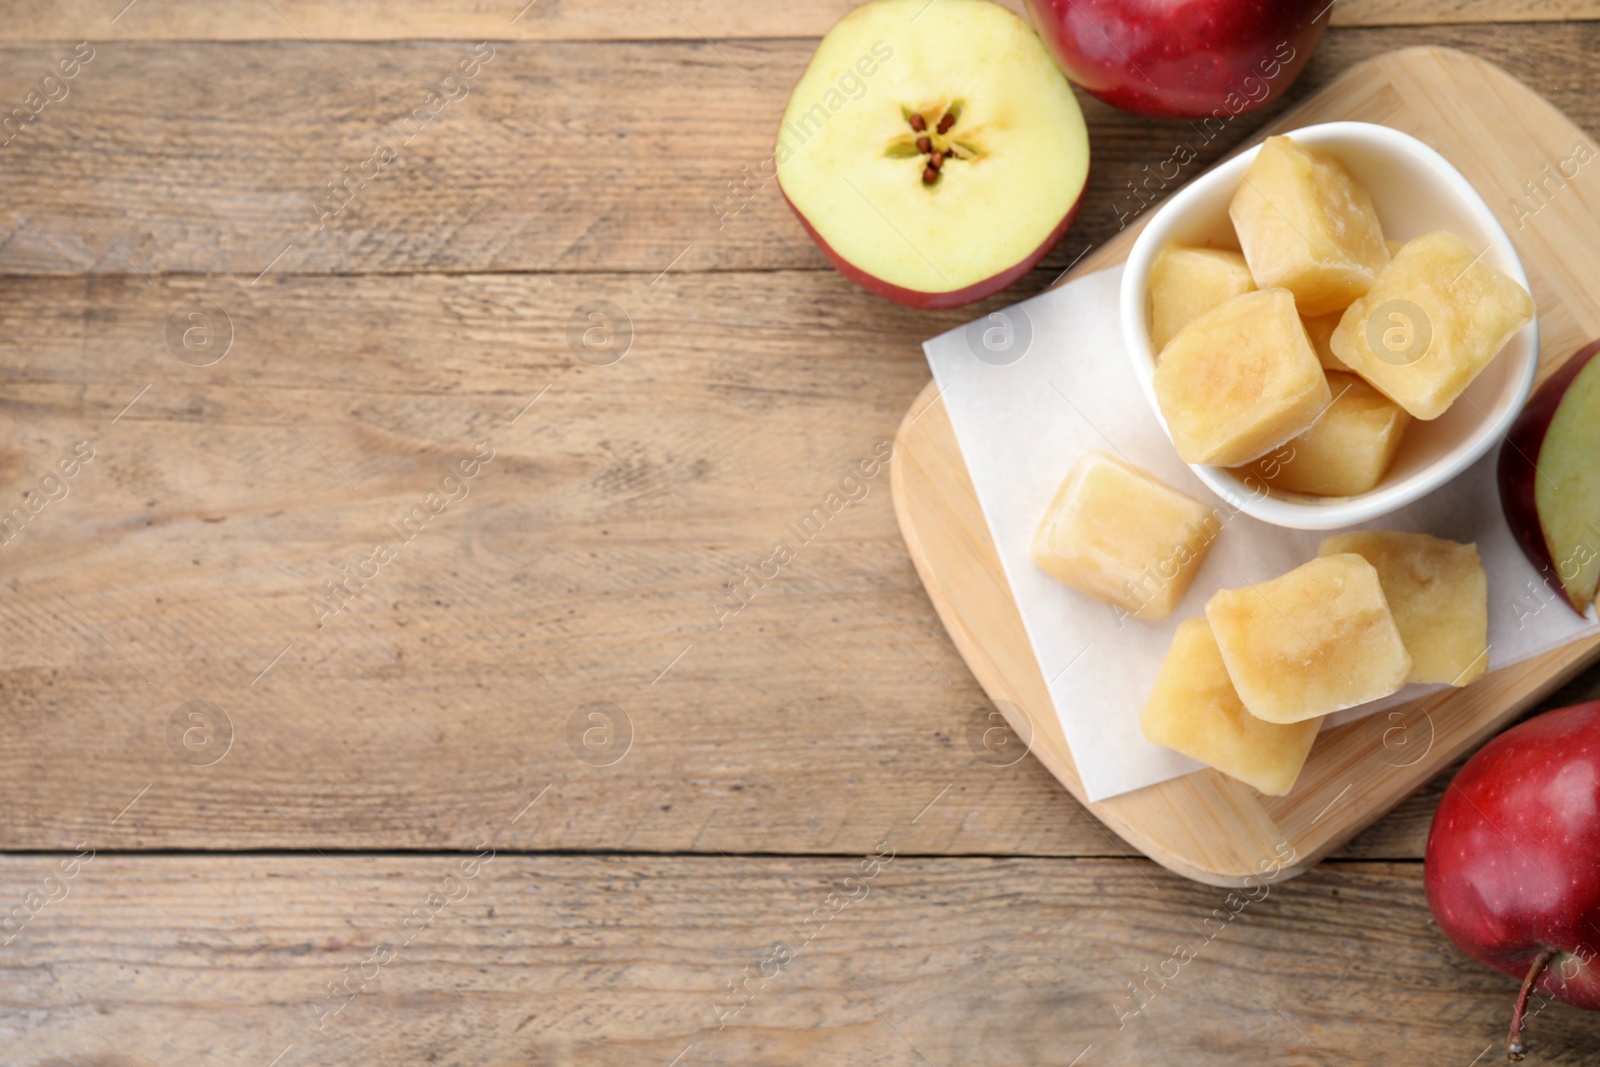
[1507,947,1556,1061]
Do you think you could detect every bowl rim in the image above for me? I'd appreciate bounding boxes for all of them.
[1118,120,1539,531]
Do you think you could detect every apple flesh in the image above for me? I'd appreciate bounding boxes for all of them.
[1425,702,1600,1059]
[776,0,1090,309]
[1022,0,1328,119]
[1498,340,1600,616]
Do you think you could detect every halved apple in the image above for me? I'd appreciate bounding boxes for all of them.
[1499,340,1600,615]
[775,0,1090,309]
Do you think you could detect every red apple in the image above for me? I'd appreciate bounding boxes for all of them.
[775,0,1090,309]
[1021,0,1329,119]
[1425,702,1600,1060]
[1499,340,1600,616]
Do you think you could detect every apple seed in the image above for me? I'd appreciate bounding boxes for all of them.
[922,166,938,185]
[937,112,955,134]
[909,112,927,132]
[930,151,945,169]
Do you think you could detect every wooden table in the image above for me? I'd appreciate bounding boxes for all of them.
[2,2,1598,1063]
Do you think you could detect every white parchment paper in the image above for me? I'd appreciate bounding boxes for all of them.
[922,265,1600,801]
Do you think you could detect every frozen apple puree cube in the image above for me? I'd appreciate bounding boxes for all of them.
[1141,617,1322,796]
[1206,554,1412,723]
[1032,451,1218,620]
[1229,136,1390,316]
[1331,231,1536,420]
[1153,289,1332,467]
[1319,531,1488,686]
[1148,246,1256,352]
[1242,372,1411,497]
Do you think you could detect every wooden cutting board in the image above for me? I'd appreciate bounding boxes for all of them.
[891,47,1600,887]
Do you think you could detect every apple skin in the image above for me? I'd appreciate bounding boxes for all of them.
[783,188,1084,310]
[1022,0,1328,119]
[1425,702,1600,1055]
[1498,339,1600,615]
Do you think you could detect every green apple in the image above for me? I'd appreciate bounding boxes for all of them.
[1500,341,1600,615]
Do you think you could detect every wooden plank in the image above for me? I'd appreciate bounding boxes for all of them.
[0,25,1597,278]
[0,268,1593,858]
[0,267,1115,858]
[2,855,1598,1065]
[1337,0,1600,23]
[0,0,1593,42]
[893,46,1600,883]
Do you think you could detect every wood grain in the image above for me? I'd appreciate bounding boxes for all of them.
[1337,0,1600,22]
[2,32,1600,857]
[2,854,1598,1066]
[0,267,1106,857]
[0,269,1591,859]
[0,8,1598,1063]
[0,25,1597,279]
[0,0,1592,41]
[895,46,1600,883]
[2,265,1578,859]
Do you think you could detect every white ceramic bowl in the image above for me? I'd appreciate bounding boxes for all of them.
[1119,121,1538,531]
